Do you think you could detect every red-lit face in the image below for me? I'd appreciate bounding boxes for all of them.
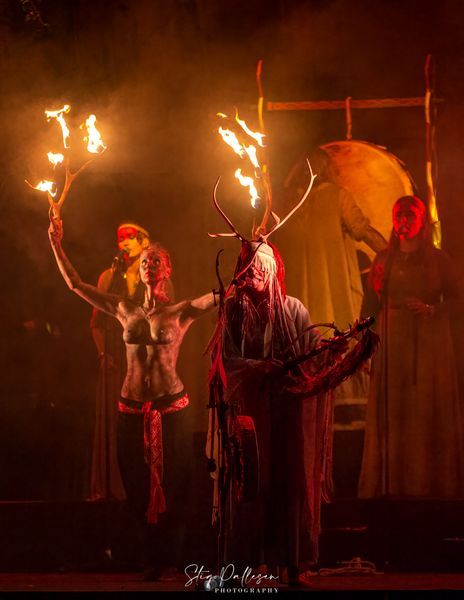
[393,202,425,241]
[117,227,147,259]
[140,248,169,286]
[244,262,270,295]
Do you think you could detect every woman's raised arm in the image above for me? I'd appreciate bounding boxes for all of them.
[49,217,124,319]
[179,291,217,323]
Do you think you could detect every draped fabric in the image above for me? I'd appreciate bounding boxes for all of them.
[210,295,333,569]
[285,182,381,417]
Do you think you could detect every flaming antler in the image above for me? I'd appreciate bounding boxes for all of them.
[215,111,315,241]
[209,159,315,244]
[26,105,106,218]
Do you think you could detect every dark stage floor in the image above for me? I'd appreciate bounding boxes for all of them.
[2,498,464,594]
[1,572,464,593]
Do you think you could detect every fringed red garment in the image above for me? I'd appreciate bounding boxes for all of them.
[118,393,189,524]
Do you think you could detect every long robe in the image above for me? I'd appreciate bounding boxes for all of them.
[218,295,332,569]
[358,247,464,497]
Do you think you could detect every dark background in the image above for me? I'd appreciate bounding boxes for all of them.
[1,0,463,501]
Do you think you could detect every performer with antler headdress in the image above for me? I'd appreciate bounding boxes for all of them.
[207,160,378,587]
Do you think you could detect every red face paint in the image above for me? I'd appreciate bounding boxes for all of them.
[393,201,425,241]
[117,227,146,259]
[117,227,139,244]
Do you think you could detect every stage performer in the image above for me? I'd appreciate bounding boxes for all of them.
[48,215,215,578]
[207,237,377,587]
[358,195,464,497]
[89,222,174,502]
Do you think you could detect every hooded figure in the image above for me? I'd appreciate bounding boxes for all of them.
[208,240,336,583]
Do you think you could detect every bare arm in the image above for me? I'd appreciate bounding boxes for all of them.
[180,292,217,322]
[48,217,124,319]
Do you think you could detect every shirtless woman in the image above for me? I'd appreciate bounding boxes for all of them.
[48,216,215,576]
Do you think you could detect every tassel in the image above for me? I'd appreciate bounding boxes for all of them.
[146,481,166,524]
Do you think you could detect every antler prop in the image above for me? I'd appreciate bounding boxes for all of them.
[208,177,246,241]
[259,158,316,241]
[209,158,316,245]
[26,105,106,217]
[47,158,92,219]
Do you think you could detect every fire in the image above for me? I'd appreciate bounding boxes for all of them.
[47,152,64,166]
[218,126,245,157]
[244,144,259,170]
[83,114,107,154]
[28,104,108,216]
[218,112,265,208]
[30,179,57,197]
[218,127,260,170]
[235,168,259,208]
[235,113,265,147]
[45,104,71,149]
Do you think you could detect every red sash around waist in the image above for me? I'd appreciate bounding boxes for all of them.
[118,391,189,524]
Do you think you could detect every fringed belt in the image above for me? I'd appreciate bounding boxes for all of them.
[118,390,189,524]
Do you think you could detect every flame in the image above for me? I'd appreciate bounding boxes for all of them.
[218,127,260,169]
[244,145,260,170]
[31,179,57,197]
[47,152,64,166]
[217,112,264,171]
[218,126,245,158]
[218,112,265,209]
[235,113,265,147]
[45,105,71,149]
[83,114,107,154]
[235,168,259,208]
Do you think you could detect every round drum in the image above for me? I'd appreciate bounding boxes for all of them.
[321,140,415,260]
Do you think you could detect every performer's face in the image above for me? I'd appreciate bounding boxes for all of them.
[244,262,269,295]
[393,202,425,240]
[140,248,168,286]
[118,226,147,259]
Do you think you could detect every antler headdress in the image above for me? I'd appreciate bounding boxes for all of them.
[209,157,316,245]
